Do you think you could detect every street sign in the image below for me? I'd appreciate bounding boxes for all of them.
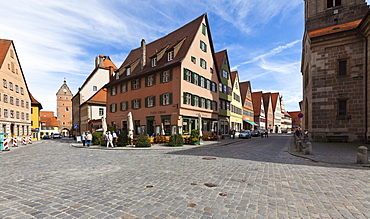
[298,113,304,118]
[74,125,79,129]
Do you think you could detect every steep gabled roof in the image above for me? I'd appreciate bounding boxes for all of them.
[0,39,12,68]
[270,92,279,112]
[262,93,271,112]
[83,88,107,105]
[240,81,251,106]
[111,14,208,86]
[215,50,226,70]
[30,93,43,109]
[230,71,237,86]
[252,91,263,115]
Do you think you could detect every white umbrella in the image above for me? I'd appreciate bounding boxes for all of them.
[161,123,165,136]
[198,113,203,137]
[101,117,107,134]
[127,112,134,143]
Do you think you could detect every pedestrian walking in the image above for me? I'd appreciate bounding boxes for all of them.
[230,129,236,139]
[260,130,264,138]
[106,131,114,148]
[104,132,108,146]
[112,131,117,146]
[81,132,86,146]
[264,129,268,138]
[86,131,92,147]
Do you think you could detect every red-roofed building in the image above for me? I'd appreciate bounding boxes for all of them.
[30,93,42,140]
[229,71,243,132]
[40,111,58,137]
[105,14,219,136]
[0,39,32,138]
[72,55,117,134]
[251,91,266,130]
[262,93,274,132]
[270,93,282,133]
[240,81,256,130]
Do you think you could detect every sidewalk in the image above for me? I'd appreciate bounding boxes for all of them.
[288,136,370,166]
[70,138,243,150]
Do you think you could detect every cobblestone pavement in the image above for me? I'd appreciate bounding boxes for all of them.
[0,136,370,218]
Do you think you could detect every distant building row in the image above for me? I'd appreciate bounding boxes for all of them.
[71,14,296,136]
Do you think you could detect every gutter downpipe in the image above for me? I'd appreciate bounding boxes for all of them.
[359,28,368,141]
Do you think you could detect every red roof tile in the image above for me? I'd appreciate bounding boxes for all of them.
[252,91,263,115]
[29,93,43,109]
[114,14,207,82]
[230,71,237,86]
[308,19,362,38]
[270,93,279,111]
[84,88,107,105]
[40,111,58,127]
[0,39,12,69]
[239,81,251,105]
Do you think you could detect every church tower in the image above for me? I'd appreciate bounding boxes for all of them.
[56,79,73,136]
[301,0,369,142]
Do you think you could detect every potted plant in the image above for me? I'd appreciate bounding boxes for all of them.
[190,129,200,145]
[135,135,151,147]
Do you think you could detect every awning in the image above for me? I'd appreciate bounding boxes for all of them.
[244,120,258,126]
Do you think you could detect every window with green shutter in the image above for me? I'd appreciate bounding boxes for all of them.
[183,92,187,104]
[200,40,207,52]
[202,24,206,35]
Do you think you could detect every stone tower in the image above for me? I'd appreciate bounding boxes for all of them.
[302,0,369,142]
[56,79,73,136]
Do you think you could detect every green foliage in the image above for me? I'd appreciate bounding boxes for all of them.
[92,132,103,145]
[135,135,151,147]
[116,132,129,147]
[107,126,116,132]
[169,134,183,146]
[191,129,200,141]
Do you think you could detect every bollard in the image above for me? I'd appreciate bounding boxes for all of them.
[357,146,368,164]
[13,136,18,147]
[3,134,9,151]
[28,134,32,144]
[304,142,312,155]
[297,140,302,152]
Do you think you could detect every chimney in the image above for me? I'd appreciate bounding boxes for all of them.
[141,39,146,70]
[99,55,104,68]
[95,56,99,68]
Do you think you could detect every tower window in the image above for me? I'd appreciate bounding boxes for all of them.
[338,60,347,76]
[338,100,347,116]
[327,0,341,8]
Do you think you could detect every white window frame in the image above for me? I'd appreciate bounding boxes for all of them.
[121,83,127,93]
[200,77,205,87]
[148,75,154,86]
[162,71,170,83]
[152,57,157,67]
[133,99,140,109]
[133,79,140,90]
[147,96,154,107]
[126,67,131,76]
[162,93,170,105]
[168,51,174,61]
[186,70,192,82]
[222,69,228,78]
[99,108,104,116]
[194,96,199,107]
[3,79,7,88]
[194,74,199,85]
[186,93,192,104]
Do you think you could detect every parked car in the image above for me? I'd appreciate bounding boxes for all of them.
[52,132,62,139]
[42,135,51,139]
[251,130,260,137]
[239,130,251,139]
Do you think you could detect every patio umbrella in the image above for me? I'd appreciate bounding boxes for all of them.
[161,123,165,136]
[102,117,107,134]
[198,113,203,137]
[127,112,134,144]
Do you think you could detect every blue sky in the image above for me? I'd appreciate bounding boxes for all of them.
[1,0,324,112]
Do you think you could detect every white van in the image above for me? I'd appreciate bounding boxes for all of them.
[52,132,62,139]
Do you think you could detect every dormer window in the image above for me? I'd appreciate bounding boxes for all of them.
[168,51,174,61]
[115,72,120,80]
[151,57,157,67]
[327,0,341,8]
[93,86,97,91]
[126,67,131,76]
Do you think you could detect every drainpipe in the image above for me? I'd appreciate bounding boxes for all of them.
[359,29,368,140]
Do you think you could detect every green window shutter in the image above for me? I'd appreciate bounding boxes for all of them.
[202,24,206,35]
[191,95,195,106]
[205,99,209,109]
[183,68,187,80]
[183,92,187,104]
[131,80,134,90]
[160,72,163,83]
[169,69,173,81]
[138,99,141,109]
[200,40,202,49]
[191,72,194,83]
[138,78,141,89]
[131,100,134,108]
[145,76,148,87]
[169,93,172,104]
[199,97,202,107]
[205,60,207,69]
[153,74,156,85]
[153,96,156,107]
[145,97,148,108]
[205,43,207,52]
[160,94,163,106]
